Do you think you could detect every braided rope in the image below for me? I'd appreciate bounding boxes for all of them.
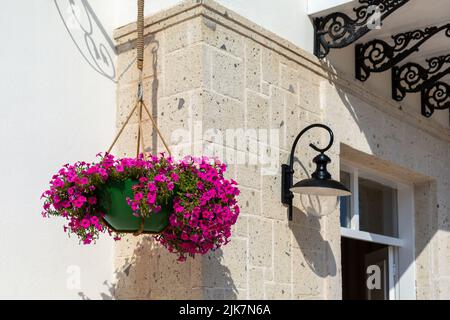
[136,0,144,71]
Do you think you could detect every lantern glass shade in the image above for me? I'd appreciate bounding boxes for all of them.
[290,178,351,197]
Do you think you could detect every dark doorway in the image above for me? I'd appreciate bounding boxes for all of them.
[341,237,389,300]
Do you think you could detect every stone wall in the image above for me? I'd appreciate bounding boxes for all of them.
[112,0,450,299]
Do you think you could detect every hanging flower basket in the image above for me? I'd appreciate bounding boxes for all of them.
[41,153,240,260]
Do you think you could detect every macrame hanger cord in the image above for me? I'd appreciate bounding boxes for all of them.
[107,0,172,160]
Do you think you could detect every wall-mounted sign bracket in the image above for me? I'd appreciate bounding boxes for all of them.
[314,0,410,59]
[422,82,450,118]
[355,23,450,81]
[392,54,450,101]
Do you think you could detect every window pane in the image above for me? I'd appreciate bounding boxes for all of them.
[340,171,351,228]
[358,177,398,237]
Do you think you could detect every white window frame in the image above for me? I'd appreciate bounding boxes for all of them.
[340,159,416,300]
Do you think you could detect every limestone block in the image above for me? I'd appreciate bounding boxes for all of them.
[261,174,286,221]
[245,38,262,92]
[264,267,274,282]
[299,84,321,114]
[157,92,196,146]
[164,44,209,96]
[246,90,269,130]
[438,278,450,299]
[212,50,244,100]
[189,288,207,300]
[265,283,292,299]
[262,81,271,96]
[202,237,248,289]
[153,251,194,294]
[273,220,292,283]
[204,288,226,300]
[200,90,245,131]
[238,187,261,216]
[248,266,265,299]
[117,79,163,126]
[269,90,285,131]
[292,249,325,297]
[116,33,164,85]
[289,201,323,230]
[202,253,227,288]
[285,90,310,141]
[268,87,285,149]
[262,48,279,85]
[114,254,155,299]
[235,162,262,189]
[165,19,202,53]
[438,233,450,276]
[202,17,244,58]
[149,287,199,300]
[280,64,299,95]
[116,45,139,85]
[114,120,154,157]
[232,214,248,238]
[225,288,247,299]
[257,142,282,177]
[114,234,141,258]
[292,226,326,253]
[248,216,273,267]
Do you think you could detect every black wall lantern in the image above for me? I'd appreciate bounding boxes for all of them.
[281,124,351,221]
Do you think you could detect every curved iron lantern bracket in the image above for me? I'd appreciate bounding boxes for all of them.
[356,23,450,81]
[422,82,450,118]
[282,124,333,221]
[392,54,450,101]
[314,0,410,59]
[281,124,350,221]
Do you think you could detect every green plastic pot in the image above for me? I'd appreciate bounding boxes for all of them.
[96,178,171,233]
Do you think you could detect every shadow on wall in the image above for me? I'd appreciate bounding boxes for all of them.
[54,0,131,83]
[77,235,237,300]
[287,156,337,279]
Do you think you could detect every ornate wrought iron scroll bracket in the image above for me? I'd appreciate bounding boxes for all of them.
[422,82,450,118]
[314,0,410,59]
[392,54,450,101]
[356,23,450,81]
